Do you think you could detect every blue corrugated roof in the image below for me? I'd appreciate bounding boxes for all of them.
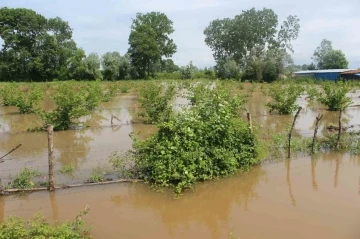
[294,69,354,74]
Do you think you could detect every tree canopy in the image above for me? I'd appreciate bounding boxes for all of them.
[312,39,348,69]
[0,7,79,81]
[101,52,131,80]
[204,8,300,66]
[128,12,176,78]
[204,8,300,81]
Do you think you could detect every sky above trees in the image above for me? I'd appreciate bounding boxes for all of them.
[2,0,359,68]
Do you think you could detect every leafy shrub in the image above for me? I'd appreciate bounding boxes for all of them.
[317,82,352,111]
[109,151,136,178]
[15,85,44,114]
[102,84,118,102]
[0,83,21,106]
[137,82,176,123]
[9,167,40,189]
[119,83,132,93]
[0,208,91,239]
[87,167,105,183]
[185,82,212,105]
[266,83,304,114]
[39,82,104,130]
[84,82,106,110]
[59,164,75,174]
[132,85,259,193]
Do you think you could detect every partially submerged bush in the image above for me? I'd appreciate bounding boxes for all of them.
[8,167,40,189]
[16,85,44,114]
[38,82,104,130]
[137,82,176,124]
[0,208,91,239]
[0,83,21,106]
[132,85,260,193]
[317,82,352,111]
[59,163,75,175]
[266,83,304,114]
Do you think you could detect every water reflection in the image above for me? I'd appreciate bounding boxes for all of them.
[54,130,93,169]
[311,157,319,192]
[49,192,59,222]
[285,159,297,207]
[333,154,341,188]
[0,196,4,222]
[110,166,267,238]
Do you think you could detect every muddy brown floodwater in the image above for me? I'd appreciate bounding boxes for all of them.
[0,86,360,238]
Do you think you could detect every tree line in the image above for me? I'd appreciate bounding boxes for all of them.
[0,7,351,82]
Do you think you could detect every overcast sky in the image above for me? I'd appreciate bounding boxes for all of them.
[2,0,360,68]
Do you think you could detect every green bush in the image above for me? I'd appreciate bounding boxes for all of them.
[87,167,105,183]
[0,83,21,106]
[84,82,105,110]
[102,83,118,102]
[132,85,259,193]
[39,82,103,130]
[16,85,44,114]
[0,209,91,239]
[266,83,304,114]
[137,82,176,123]
[9,167,40,189]
[59,163,75,175]
[317,81,352,111]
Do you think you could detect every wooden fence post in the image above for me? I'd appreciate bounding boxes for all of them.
[247,112,253,135]
[336,109,343,150]
[311,114,323,154]
[288,107,302,158]
[47,125,55,191]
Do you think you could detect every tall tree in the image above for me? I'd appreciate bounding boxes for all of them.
[101,52,131,80]
[204,8,300,81]
[312,39,348,69]
[128,24,160,78]
[321,49,348,69]
[215,57,241,79]
[204,8,300,66]
[0,7,79,81]
[132,12,176,58]
[82,53,102,80]
[128,12,176,78]
[160,59,179,73]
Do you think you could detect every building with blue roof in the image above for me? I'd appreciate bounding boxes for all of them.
[293,69,355,81]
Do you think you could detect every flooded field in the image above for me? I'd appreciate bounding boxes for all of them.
[1,154,359,238]
[1,82,360,238]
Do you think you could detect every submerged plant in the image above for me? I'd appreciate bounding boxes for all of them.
[9,167,41,189]
[0,208,92,239]
[38,82,104,131]
[59,163,75,175]
[132,85,259,193]
[87,167,105,183]
[137,82,176,124]
[317,82,352,111]
[266,83,304,114]
[16,85,44,114]
[0,83,21,106]
[119,83,131,93]
[102,84,118,102]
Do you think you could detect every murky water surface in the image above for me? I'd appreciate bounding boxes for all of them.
[0,84,360,238]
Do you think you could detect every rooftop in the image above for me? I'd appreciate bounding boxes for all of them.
[340,69,360,75]
[294,69,355,74]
